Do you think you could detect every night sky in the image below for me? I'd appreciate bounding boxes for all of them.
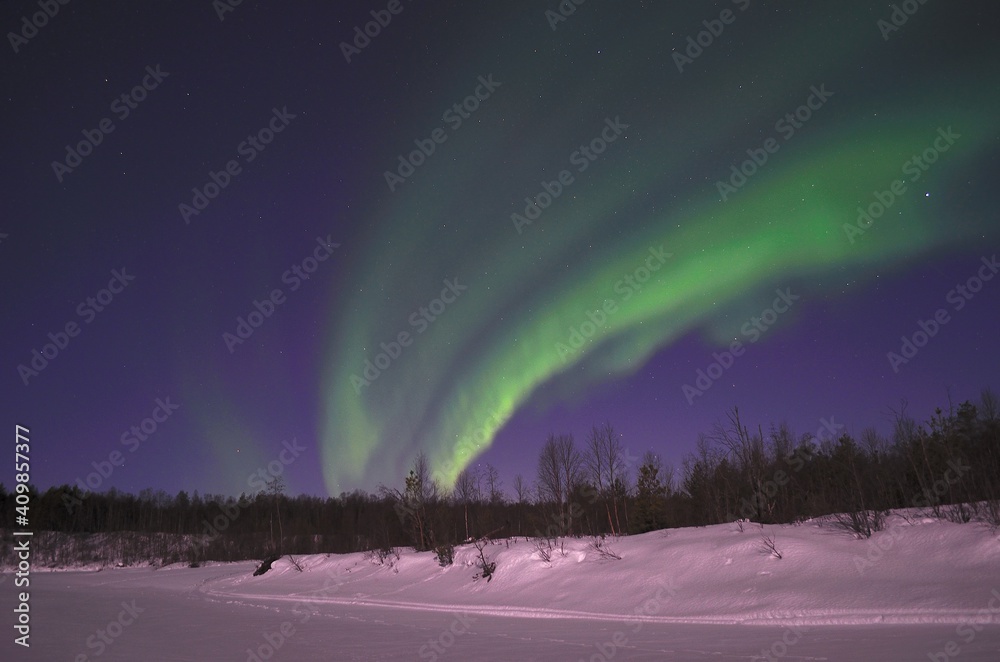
[3,1,998,499]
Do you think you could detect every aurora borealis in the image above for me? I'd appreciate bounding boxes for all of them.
[317,3,1000,493]
[3,1,998,498]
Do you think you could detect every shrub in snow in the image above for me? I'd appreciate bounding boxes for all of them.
[758,532,782,559]
[834,509,886,539]
[364,546,400,568]
[985,499,1000,530]
[532,536,567,562]
[942,502,972,524]
[473,539,496,581]
[533,538,553,563]
[588,535,622,561]
[435,544,454,567]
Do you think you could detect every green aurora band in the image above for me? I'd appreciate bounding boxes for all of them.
[320,7,998,494]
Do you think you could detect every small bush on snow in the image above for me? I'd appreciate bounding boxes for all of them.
[533,538,553,563]
[473,539,496,582]
[834,509,886,539]
[588,535,622,561]
[758,532,782,559]
[364,546,400,568]
[435,544,454,567]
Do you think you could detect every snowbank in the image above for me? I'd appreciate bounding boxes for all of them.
[198,512,1000,627]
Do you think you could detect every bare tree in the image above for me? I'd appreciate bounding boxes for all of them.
[537,433,583,535]
[603,424,627,534]
[485,464,504,505]
[512,474,528,537]
[661,461,676,496]
[410,453,440,549]
[513,474,529,504]
[265,475,285,556]
[453,467,478,541]
[709,407,768,520]
[585,425,612,534]
[981,387,999,424]
[585,422,626,535]
[537,435,563,506]
[769,422,794,462]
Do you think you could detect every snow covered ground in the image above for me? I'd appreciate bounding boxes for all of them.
[4,513,1000,660]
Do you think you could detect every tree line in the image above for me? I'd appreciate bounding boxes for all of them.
[1,388,997,566]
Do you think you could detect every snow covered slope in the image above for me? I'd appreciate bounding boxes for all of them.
[200,513,1000,627]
